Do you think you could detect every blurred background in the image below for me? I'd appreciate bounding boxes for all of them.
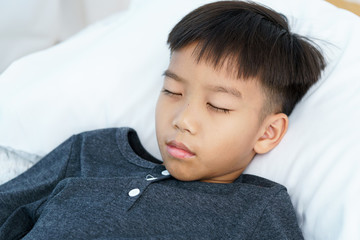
[0,0,130,73]
[0,0,359,74]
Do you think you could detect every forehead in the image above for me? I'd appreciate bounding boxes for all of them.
[170,43,241,80]
[168,44,263,92]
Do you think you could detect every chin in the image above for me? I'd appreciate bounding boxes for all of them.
[164,162,197,182]
[171,173,197,182]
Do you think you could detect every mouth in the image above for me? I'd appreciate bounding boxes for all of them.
[166,140,195,159]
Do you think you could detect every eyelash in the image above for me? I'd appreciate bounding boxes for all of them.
[162,89,182,96]
[207,103,231,114]
[162,88,231,114]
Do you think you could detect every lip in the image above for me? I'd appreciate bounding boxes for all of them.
[166,140,195,159]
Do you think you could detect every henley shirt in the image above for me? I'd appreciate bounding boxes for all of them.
[0,127,304,239]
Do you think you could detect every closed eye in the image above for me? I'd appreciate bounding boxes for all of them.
[162,88,182,96]
[207,103,231,114]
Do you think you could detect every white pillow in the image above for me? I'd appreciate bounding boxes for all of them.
[0,0,359,239]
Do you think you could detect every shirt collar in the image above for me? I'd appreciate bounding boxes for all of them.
[116,127,162,169]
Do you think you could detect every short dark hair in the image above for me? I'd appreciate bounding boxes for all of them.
[167,1,326,116]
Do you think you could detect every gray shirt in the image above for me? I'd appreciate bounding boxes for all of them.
[0,128,303,239]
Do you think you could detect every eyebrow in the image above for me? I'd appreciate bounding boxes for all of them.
[163,69,242,99]
[163,70,186,82]
[208,85,242,99]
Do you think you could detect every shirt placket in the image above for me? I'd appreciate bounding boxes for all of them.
[124,165,171,211]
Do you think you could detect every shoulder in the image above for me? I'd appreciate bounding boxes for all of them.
[75,127,132,139]
[241,175,304,239]
[229,174,293,216]
[70,127,160,170]
[240,174,287,193]
[68,127,134,163]
[71,127,134,147]
[236,174,292,215]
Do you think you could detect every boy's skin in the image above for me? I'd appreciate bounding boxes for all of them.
[156,43,288,184]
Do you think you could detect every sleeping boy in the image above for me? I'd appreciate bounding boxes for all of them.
[0,1,325,239]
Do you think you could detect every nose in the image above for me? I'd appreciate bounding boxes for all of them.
[172,103,198,135]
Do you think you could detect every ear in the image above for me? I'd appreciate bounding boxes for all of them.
[254,113,289,154]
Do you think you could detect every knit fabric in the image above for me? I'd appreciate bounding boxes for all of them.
[0,128,303,239]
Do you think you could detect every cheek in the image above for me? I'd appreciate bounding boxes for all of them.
[208,116,260,152]
[155,97,165,134]
[206,132,255,170]
[155,96,174,135]
[155,96,167,120]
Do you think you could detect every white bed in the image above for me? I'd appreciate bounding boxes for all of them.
[0,0,359,239]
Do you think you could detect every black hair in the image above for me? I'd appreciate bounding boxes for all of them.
[167,1,326,116]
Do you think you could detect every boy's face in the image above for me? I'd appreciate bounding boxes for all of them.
[155,44,269,183]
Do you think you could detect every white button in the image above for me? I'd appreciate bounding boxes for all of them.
[161,170,170,176]
[128,188,140,197]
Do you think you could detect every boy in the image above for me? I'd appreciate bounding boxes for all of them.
[0,1,325,239]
